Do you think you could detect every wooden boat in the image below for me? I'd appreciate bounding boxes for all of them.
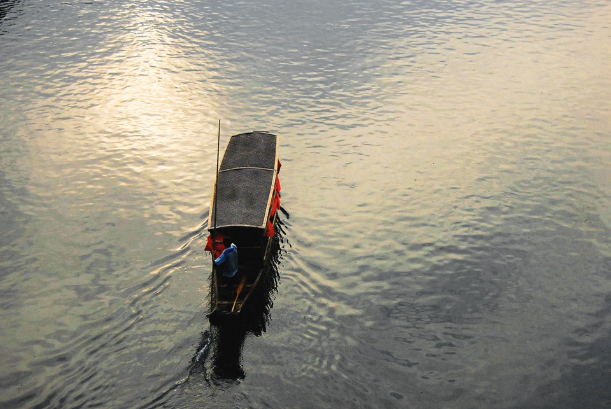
[205,131,281,321]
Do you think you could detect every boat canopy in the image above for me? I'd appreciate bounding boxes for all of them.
[209,132,278,231]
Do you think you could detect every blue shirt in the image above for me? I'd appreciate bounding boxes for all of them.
[214,244,238,277]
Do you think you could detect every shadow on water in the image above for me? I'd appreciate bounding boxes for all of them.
[189,209,289,382]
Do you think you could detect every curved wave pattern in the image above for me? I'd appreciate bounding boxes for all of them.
[0,218,208,409]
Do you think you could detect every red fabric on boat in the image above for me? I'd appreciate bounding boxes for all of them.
[270,191,280,218]
[269,173,282,218]
[205,233,226,258]
[265,220,275,237]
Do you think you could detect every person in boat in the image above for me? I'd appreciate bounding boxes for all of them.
[214,237,238,284]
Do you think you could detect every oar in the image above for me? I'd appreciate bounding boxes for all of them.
[231,276,247,313]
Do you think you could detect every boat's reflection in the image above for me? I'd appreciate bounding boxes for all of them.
[191,213,288,381]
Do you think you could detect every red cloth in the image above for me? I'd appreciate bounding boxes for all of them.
[270,191,280,218]
[205,233,226,258]
[269,174,282,218]
[265,220,275,237]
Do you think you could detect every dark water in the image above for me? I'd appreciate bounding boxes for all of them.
[2,0,611,407]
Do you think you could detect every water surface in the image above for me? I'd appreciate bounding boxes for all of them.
[1,0,611,408]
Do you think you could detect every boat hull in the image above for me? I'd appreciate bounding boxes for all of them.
[206,132,281,325]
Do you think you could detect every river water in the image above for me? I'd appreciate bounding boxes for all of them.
[2,0,611,408]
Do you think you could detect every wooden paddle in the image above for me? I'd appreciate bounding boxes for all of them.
[231,276,247,312]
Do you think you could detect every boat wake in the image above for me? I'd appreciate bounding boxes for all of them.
[190,210,290,382]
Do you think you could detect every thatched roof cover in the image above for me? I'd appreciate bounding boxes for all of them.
[210,132,278,230]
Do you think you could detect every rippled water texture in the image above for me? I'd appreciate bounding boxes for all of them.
[1,0,611,408]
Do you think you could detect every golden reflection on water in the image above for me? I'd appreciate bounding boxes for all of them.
[27,4,229,212]
[90,8,220,144]
[17,6,232,313]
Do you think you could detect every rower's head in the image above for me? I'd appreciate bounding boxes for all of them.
[223,237,232,248]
